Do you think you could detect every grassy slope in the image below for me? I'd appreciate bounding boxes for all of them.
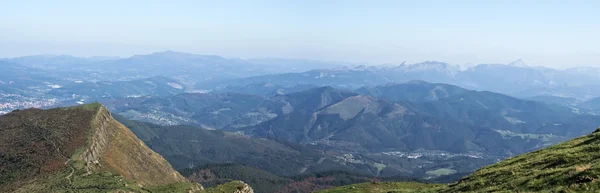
[444,128,600,192]
[201,181,251,193]
[0,105,96,191]
[1,104,202,192]
[317,182,443,193]
[181,163,291,193]
[318,128,600,192]
[180,163,428,193]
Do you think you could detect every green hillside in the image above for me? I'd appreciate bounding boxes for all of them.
[201,180,254,193]
[180,164,291,193]
[318,182,443,193]
[319,128,600,192]
[444,127,600,192]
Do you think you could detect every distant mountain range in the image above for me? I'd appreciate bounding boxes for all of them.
[106,82,600,159]
[49,76,188,102]
[198,59,600,100]
[244,84,595,155]
[1,51,346,82]
[5,51,600,101]
[3,51,600,192]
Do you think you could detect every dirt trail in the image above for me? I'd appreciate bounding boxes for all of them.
[64,159,74,184]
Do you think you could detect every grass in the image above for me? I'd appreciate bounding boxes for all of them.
[373,163,387,174]
[15,165,201,193]
[201,181,250,193]
[13,163,144,193]
[443,128,600,192]
[145,182,203,193]
[316,182,444,193]
[0,105,97,192]
[425,168,457,177]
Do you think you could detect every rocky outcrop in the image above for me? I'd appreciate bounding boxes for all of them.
[233,181,254,193]
[78,105,198,187]
[79,106,112,174]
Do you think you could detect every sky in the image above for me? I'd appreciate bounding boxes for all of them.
[1,0,599,68]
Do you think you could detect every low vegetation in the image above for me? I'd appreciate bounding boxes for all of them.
[181,163,424,193]
[201,181,252,193]
[444,128,600,192]
[181,164,291,193]
[0,105,96,191]
[317,182,443,193]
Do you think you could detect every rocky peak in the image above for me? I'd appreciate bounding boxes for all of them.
[508,59,528,67]
[233,181,254,193]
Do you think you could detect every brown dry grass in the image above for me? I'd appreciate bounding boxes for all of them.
[93,106,188,185]
[575,164,592,172]
[0,106,95,191]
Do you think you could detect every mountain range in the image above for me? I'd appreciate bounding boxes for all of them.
[244,84,597,155]
[198,58,600,100]
[4,51,600,192]
[6,51,600,101]
[104,82,600,157]
[88,81,600,189]
[5,51,600,117]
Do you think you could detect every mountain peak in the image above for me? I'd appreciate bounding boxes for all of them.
[148,50,195,57]
[282,86,358,111]
[133,51,225,61]
[508,59,528,67]
[402,61,460,73]
[411,61,450,67]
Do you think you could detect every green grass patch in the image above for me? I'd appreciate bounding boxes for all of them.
[425,168,456,177]
[316,182,444,193]
[201,181,249,193]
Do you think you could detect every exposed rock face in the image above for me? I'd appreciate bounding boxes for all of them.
[79,107,111,174]
[233,181,254,193]
[78,105,194,186]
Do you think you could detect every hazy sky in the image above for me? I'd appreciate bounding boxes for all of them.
[1,0,599,68]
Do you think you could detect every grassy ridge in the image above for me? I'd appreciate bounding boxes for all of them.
[444,128,600,192]
[0,104,202,192]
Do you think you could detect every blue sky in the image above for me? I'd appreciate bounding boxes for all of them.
[1,0,599,68]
